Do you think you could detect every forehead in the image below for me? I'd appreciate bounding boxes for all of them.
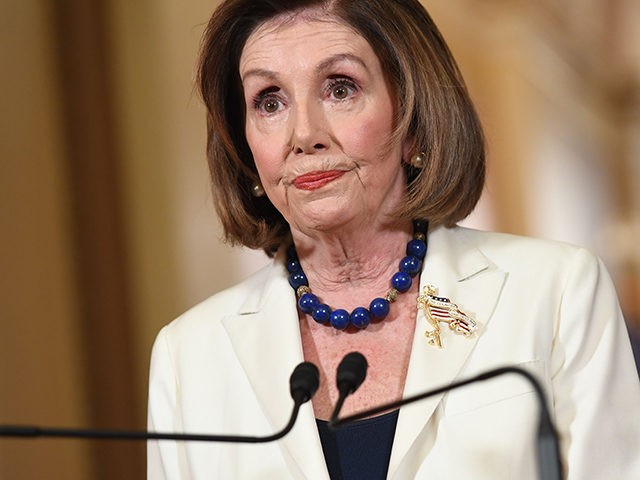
[239,13,374,74]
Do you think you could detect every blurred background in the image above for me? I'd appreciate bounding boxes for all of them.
[1,0,638,478]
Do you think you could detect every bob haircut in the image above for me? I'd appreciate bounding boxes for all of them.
[198,0,485,255]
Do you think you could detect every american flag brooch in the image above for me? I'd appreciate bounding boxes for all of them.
[417,285,477,348]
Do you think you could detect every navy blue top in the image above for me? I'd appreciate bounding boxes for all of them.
[316,410,399,480]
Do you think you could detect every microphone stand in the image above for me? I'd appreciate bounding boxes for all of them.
[1,361,319,444]
[330,366,563,480]
[1,402,301,443]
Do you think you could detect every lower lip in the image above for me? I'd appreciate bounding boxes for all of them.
[293,170,346,191]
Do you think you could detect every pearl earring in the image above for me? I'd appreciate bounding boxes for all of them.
[251,183,265,197]
[410,152,426,169]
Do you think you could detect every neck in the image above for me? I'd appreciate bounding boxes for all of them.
[290,219,413,308]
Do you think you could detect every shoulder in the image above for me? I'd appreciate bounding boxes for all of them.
[449,225,585,255]
[158,258,281,343]
[428,226,612,307]
[442,226,619,325]
[442,225,601,275]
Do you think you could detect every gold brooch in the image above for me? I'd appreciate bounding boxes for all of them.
[417,285,477,348]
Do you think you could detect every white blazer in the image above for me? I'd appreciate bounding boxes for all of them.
[148,226,640,479]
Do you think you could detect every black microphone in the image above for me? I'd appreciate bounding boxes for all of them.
[0,361,319,444]
[329,354,563,480]
[329,351,368,425]
[290,360,321,404]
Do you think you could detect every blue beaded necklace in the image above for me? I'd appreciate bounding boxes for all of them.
[286,220,428,331]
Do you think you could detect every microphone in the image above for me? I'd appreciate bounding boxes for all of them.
[290,360,321,404]
[329,353,563,480]
[329,352,368,425]
[0,361,319,444]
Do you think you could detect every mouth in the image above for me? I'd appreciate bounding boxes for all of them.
[292,170,346,191]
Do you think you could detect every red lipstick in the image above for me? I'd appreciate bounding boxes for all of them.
[293,170,345,191]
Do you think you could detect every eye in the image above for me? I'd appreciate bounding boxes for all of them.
[252,87,284,115]
[332,85,349,100]
[261,97,281,113]
[327,78,358,101]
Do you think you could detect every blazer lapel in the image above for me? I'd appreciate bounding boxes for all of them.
[388,226,507,476]
[219,227,506,479]
[221,252,328,479]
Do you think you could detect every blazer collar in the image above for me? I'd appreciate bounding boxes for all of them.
[222,227,507,479]
[388,226,507,476]
[221,248,329,479]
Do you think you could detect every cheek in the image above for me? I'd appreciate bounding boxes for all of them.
[342,106,396,160]
[245,117,290,180]
[250,149,275,184]
[245,122,276,180]
[245,116,267,156]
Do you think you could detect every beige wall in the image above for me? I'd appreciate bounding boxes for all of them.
[107,0,271,408]
[0,1,91,478]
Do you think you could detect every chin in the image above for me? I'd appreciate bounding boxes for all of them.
[290,208,356,235]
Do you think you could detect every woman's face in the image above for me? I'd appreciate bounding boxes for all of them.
[240,16,409,235]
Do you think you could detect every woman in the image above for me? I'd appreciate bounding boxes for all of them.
[148,0,640,478]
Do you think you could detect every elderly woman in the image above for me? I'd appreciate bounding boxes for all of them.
[147,0,640,478]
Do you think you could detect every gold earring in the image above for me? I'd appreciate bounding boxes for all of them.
[251,183,265,197]
[410,152,426,169]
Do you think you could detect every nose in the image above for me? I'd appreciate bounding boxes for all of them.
[288,100,330,155]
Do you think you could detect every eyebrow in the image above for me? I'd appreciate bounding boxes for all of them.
[241,68,279,83]
[315,53,369,75]
[241,53,369,83]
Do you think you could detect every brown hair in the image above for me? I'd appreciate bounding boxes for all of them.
[198,0,485,255]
